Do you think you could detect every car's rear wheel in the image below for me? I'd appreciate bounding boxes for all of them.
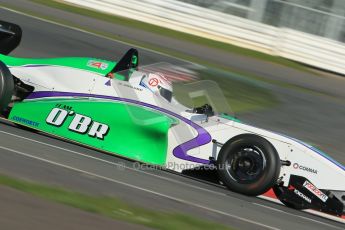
[0,61,14,115]
[217,134,281,196]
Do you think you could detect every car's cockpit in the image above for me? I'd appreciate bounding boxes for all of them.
[107,48,230,118]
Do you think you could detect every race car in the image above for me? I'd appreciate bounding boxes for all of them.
[0,20,344,216]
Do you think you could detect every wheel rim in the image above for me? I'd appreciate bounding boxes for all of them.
[225,145,267,183]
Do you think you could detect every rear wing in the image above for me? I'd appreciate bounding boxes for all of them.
[0,21,22,55]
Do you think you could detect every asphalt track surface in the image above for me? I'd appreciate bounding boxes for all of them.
[0,4,344,230]
[0,185,149,230]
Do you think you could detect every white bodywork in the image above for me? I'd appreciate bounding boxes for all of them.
[10,64,345,192]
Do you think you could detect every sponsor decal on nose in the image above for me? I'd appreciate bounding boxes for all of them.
[292,163,318,174]
[303,181,328,202]
[294,188,312,203]
[87,60,109,70]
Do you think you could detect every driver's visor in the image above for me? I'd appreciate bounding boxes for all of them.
[158,86,172,102]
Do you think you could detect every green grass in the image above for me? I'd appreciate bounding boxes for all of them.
[30,0,309,72]
[0,174,233,230]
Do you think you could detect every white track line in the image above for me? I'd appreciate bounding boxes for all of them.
[304,210,345,225]
[252,203,286,213]
[0,145,280,230]
[0,130,226,197]
[252,203,345,229]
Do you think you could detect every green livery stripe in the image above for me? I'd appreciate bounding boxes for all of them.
[0,54,116,75]
[9,99,177,165]
[219,113,242,123]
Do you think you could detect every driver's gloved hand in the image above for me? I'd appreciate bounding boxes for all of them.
[193,104,214,116]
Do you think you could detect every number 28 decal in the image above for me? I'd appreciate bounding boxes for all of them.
[46,108,109,140]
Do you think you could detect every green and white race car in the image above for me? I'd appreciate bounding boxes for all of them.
[0,20,344,216]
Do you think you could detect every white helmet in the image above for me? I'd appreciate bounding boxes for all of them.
[140,73,173,102]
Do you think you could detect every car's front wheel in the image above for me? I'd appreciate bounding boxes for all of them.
[217,134,281,196]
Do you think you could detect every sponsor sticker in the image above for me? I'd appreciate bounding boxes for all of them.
[149,78,159,87]
[12,116,40,127]
[303,181,328,202]
[293,163,318,174]
[87,60,109,70]
[288,185,312,203]
[294,188,312,203]
[118,82,142,91]
[46,107,109,140]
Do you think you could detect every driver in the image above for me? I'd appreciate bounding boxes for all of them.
[140,72,173,102]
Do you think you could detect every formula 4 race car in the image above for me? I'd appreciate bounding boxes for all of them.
[0,21,344,216]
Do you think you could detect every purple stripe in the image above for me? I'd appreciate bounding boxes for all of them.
[26,91,211,164]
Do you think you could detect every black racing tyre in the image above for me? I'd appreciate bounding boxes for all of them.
[217,134,281,196]
[0,61,14,113]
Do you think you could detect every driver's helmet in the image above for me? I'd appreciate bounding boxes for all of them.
[140,72,173,102]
